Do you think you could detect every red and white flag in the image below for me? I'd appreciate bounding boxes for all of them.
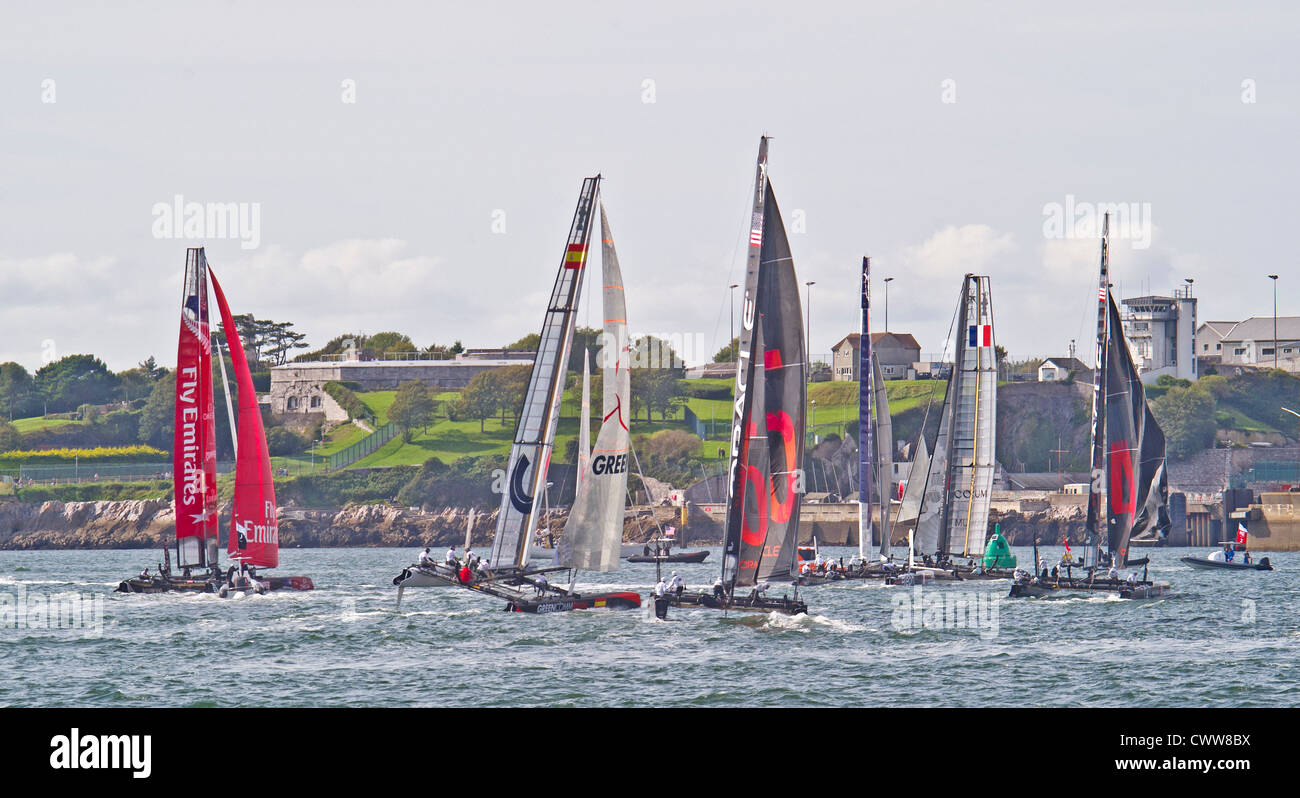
[1236,522,1248,545]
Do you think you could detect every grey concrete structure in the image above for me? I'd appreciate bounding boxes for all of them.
[1120,287,1197,384]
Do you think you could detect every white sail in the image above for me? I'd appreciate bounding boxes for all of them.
[872,353,894,557]
[576,351,592,496]
[896,437,929,527]
[945,276,998,557]
[915,396,950,556]
[559,203,631,572]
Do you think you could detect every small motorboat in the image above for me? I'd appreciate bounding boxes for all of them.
[626,549,709,564]
[1181,544,1272,572]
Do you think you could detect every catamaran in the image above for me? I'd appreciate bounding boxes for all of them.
[651,137,808,618]
[118,248,314,595]
[393,178,640,613]
[1011,214,1171,598]
[796,257,895,585]
[901,273,1011,580]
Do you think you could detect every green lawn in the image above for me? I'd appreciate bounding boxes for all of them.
[9,416,84,433]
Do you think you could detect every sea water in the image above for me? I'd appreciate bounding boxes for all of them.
[1,546,1296,707]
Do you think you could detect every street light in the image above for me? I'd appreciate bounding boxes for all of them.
[1269,274,1279,370]
[804,280,816,369]
[729,283,739,361]
[883,277,894,333]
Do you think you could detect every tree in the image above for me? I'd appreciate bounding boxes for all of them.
[0,362,38,420]
[138,378,175,450]
[116,356,166,403]
[34,354,120,413]
[0,422,19,452]
[1149,383,1218,459]
[457,371,502,433]
[495,364,532,424]
[630,336,687,421]
[265,426,308,456]
[505,333,540,351]
[388,380,437,442]
[713,337,739,363]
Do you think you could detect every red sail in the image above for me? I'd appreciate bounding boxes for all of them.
[208,267,279,569]
[173,248,219,567]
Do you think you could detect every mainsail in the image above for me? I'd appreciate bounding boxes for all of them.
[174,248,219,568]
[1086,213,1171,564]
[872,354,894,557]
[490,177,599,570]
[914,275,997,557]
[576,351,592,496]
[560,203,631,572]
[859,258,873,559]
[858,257,895,559]
[721,137,806,590]
[209,267,279,569]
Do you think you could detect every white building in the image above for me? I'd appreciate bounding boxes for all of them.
[1037,357,1090,382]
[1217,317,1300,372]
[1120,287,1197,384]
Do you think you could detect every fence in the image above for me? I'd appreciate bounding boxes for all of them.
[1230,461,1300,488]
[321,421,399,470]
[5,461,235,485]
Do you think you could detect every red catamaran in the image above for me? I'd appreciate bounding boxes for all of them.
[117,248,313,595]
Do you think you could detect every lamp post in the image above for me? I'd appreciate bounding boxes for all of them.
[729,283,739,361]
[1269,274,1279,370]
[804,280,816,369]
[883,277,894,333]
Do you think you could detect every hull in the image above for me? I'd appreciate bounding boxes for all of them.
[217,574,314,598]
[392,564,461,588]
[116,574,217,594]
[1180,556,1272,572]
[504,591,642,613]
[1009,578,1171,599]
[650,591,808,617]
[626,550,710,564]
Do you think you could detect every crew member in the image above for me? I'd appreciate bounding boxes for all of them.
[535,572,549,595]
[446,546,458,568]
[669,571,684,597]
[712,575,726,599]
[419,548,433,567]
[654,577,667,598]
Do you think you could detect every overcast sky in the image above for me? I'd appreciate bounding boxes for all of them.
[2,1,1297,372]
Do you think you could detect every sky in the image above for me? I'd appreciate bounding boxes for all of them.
[1,0,1297,372]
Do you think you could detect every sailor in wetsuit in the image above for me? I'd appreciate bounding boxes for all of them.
[712,575,726,600]
[534,573,549,595]
[445,546,458,569]
[419,548,433,567]
[653,577,667,598]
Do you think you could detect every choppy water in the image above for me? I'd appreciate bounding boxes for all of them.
[1,546,1297,707]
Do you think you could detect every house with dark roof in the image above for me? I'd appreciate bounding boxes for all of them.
[1037,357,1090,382]
[831,332,921,381]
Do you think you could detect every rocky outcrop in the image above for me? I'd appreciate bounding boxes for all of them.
[0,499,174,549]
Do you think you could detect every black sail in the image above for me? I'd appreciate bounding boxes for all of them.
[722,138,806,589]
[1104,293,1169,562]
[751,184,805,583]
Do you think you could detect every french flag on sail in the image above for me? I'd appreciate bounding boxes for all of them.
[968,324,992,348]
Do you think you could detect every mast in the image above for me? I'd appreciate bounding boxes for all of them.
[173,248,219,569]
[209,266,279,569]
[858,257,873,559]
[490,176,600,570]
[1085,214,1110,567]
[576,350,591,496]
